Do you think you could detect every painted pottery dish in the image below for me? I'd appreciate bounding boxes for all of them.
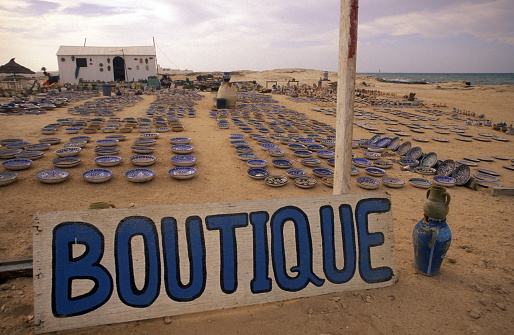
[140,133,160,139]
[501,165,514,171]
[414,167,436,175]
[327,158,335,166]
[287,143,306,150]
[237,152,257,161]
[171,144,194,154]
[316,150,334,159]
[38,138,61,145]
[25,143,50,151]
[321,177,333,187]
[171,155,197,167]
[2,158,32,171]
[52,157,81,168]
[36,169,69,184]
[396,141,411,155]
[265,175,288,187]
[451,164,470,185]
[247,167,269,179]
[433,176,456,187]
[134,139,157,146]
[260,143,278,150]
[247,159,267,168]
[312,167,334,177]
[65,127,80,134]
[94,156,122,167]
[473,173,499,182]
[351,167,360,176]
[473,136,491,142]
[364,167,386,177]
[294,176,317,189]
[230,140,248,147]
[272,158,293,169]
[64,140,87,148]
[0,138,23,145]
[419,152,438,168]
[267,148,286,157]
[307,144,325,152]
[395,132,410,137]
[95,147,120,156]
[492,137,510,142]
[455,136,472,142]
[463,157,479,162]
[405,147,423,160]
[352,157,372,168]
[436,160,455,177]
[301,157,322,167]
[95,139,119,147]
[82,168,113,183]
[105,134,126,141]
[477,157,494,162]
[363,151,381,160]
[492,155,509,160]
[382,177,405,188]
[356,176,380,190]
[478,180,503,188]
[373,160,393,169]
[399,158,419,167]
[130,155,157,166]
[285,168,307,179]
[408,178,433,189]
[55,147,81,157]
[413,137,429,142]
[16,150,43,160]
[125,168,155,183]
[235,145,253,153]
[6,142,30,149]
[170,137,191,144]
[387,137,401,150]
[294,150,313,158]
[131,146,155,154]
[168,167,197,180]
[457,160,478,167]
[0,172,18,186]
[477,168,500,176]
[375,137,391,148]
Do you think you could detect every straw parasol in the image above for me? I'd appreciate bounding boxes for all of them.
[0,58,35,81]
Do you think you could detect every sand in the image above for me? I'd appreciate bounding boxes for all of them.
[0,69,513,334]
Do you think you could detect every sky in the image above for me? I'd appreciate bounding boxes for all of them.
[0,0,513,73]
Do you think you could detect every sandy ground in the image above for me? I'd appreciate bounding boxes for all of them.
[0,69,513,334]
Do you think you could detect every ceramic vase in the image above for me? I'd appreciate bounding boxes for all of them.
[412,215,452,276]
[423,186,451,219]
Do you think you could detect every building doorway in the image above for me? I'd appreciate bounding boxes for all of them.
[113,56,126,82]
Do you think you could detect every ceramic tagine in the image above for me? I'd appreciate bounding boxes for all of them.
[412,186,452,276]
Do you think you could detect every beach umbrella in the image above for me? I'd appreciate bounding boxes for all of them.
[0,58,35,81]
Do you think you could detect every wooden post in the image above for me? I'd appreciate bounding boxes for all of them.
[333,0,359,195]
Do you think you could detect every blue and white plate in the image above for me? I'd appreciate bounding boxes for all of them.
[25,143,51,151]
[351,167,360,176]
[95,156,122,167]
[405,146,423,160]
[409,178,433,189]
[70,136,92,142]
[83,168,113,183]
[396,141,412,155]
[0,138,23,145]
[356,176,380,190]
[452,164,470,185]
[171,155,197,167]
[285,168,307,179]
[95,147,120,156]
[433,175,456,187]
[265,175,288,187]
[6,141,30,149]
[52,157,81,168]
[38,137,61,145]
[168,167,197,180]
[171,144,195,154]
[96,139,119,147]
[139,133,160,139]
[131,146,155,154]
[125,168,155,183]
[436,160,456,176]
[131,155,157,166]
[363,151,381,160]
[307,144,325,152]
[365,167,386,177]
[2,158,33,171]
[382,177,405,188]
[375,137,391,148]
[237,152,257,161]
[317,150,334,159]
[247,159,267,168]
[352,157,372,168]
[0,149,23,159]
[399,157,419,167]
[55,147,81,157]
[105,135,126,141]
[266,148,286,157]
[36,169,69,184]
[0,172,18,186]
[260,143,278,150]
[134,139,157,146]
[312,167,334,177]
[301,157,322,167]
[247,167,269,179]
[294,176,317,189]
[294,150,313,158]
[272,158,293,169]
[287,143,306,150]
[373,160,393,169]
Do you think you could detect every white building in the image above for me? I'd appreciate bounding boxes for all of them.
[56,46,157,84]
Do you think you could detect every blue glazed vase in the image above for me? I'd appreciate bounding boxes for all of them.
[412,216,452,276]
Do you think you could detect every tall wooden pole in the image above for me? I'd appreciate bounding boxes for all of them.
[333,0,359,195]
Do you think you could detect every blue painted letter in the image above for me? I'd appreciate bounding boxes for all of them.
[249,211,272,293]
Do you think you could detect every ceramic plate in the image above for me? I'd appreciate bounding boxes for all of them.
[473,173,499,182]
[36,169,69,184]
[312,167,334,177]
[82,168,113,183]
[452,164,471,185]
[171,155,197,167]
[168,167,197,180]
[0,172,18,186]
[356,176,380,190]
[2,158,33,171]
[477,168,500,176]
[265,175,288,187]
[433,175,456,187]
[409,178,433,189]
[294,176,318,189]
[436,160,456,176]
[125,168,155,183]
[94,156,122,167]
[130,155,157,166]
[381,177,405,188]
[247,167,269,179]
[419,152,438,168]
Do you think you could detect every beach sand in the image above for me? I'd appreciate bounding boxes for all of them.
[0,69,513,334]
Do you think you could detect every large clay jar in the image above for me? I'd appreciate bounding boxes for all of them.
[423,186,451,219]
[217,82,237,109]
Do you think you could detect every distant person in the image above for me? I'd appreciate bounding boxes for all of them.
[43,71,59,86]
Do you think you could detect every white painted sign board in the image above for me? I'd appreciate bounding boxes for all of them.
[33,194,396,333]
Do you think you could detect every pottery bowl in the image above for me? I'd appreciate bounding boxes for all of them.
[55,147,81,157]
[0,171,19,186]
[125,168,155,183]
[352,157,372,168]
[168,167,197,180]
[237,152,257,161]
[247,167,270,180]
[365,167,386,177]
[96,139,119,147]
[130,155,157,166]
[285,168,307,179]
[171,144,194,154]
[6,142,30,149]
[301,158,322,167]
[363,151,381,160]
[294,150,313,158]
[131,146,155,154]
[171,155,197,167]
[356,176,380,190]
[82,168,113,183]
[373,160,393,169]
[312,167,334,177]
[247,159,267,168]
[2,158,33,171]
[272,158,293,169]
[234,145,253,153]
[265,175,288,187]
[70,136,92,142]
[36,169,69,184]
[317,150,334,159]
[382,177,405,188]
[433,175,456,187]
[25,143,51,151]
[140,133,160,139]
[399,158,419,167]
[409,178,433,189]
[38,138,62,145]
[294,176,318,189]
[52,157,81,168]
[94,147,120,156]
[94,156,122,167]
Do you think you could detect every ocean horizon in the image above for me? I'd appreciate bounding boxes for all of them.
[358,73,514,86]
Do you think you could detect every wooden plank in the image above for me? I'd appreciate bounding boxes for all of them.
[490,187,514,196]
[33,194,396,333]
[333,0,359,195]
[0,256,33,279]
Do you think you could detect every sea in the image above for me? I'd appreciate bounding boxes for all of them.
[358,73,514,86]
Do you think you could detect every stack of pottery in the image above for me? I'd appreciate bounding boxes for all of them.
[412,186,452,276]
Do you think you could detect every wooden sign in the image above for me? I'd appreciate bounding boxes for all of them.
[33,194,396,333]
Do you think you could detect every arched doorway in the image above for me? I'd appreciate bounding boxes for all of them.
[112,56,126,82]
